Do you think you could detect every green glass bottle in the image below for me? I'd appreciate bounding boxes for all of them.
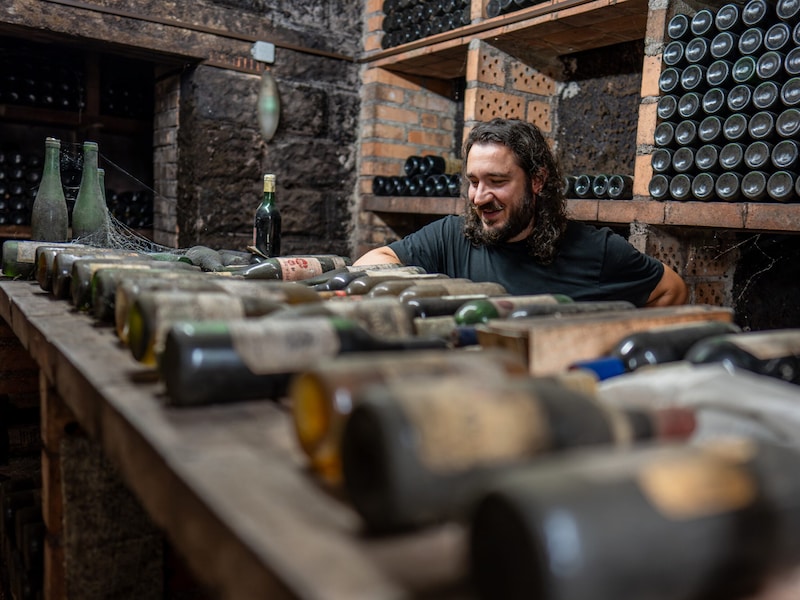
[90,266,205,323]
[470,438,800,600]
[253,173,282,258]
[366,277,472,297]
[72,258,198,312]
[158,316,449,407]
[685,328,800,385]
[397,281,508,302]
[508,299,635,319]
[340,375,696,532]
[453,294,574,324]
[290,348,528,484]
[127,289,286,366]
[238,255,351,280]
[264,296,417,339]
[30,137,69,242]
[343,272,448,296]
[114,276,322,342]
[2,241,78,280]
[71,141,109,244]
[51,251,142,300]
[36,245,121,292]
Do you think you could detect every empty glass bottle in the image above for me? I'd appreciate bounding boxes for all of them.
[30,137,68,242]
[71,141,109,244]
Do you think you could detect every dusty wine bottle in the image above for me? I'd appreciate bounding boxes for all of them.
[470,437,800,600]
[396,281,508,302]
[239,255,350,280]
[158,315,449,406]
[91,266,205,323]
[71,141,109,244]
[114,276,322,342]
[402,295,485,318]
[253,173,282,258]
[745,140,774,172]
[366,277,470,297]
[508,300,636,320]
[453,294,573,325]
[1,241,79,279]
[344,272,448,296]
[607,320,741,373]
[340,375,696,532]
[263,295,419,339]
[71,256,197,311]
[52,254,143,300]
[289,348,528,483]
[687,329,800,384]
[127,289,286,366]
[30,137,69,242]
[50,250,145,299]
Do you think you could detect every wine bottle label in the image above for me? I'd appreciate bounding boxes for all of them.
[638,439,757,519]
[488,295,565,314]
[153,293,246,352]
[721,330,800,359]
[278,257,348,281]
[392,379,548,473]
[323,298,414,337]
[230,318,341,374]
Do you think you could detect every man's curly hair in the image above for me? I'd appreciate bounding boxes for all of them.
[462,118,568,265]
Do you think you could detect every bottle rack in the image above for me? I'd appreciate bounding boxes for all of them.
[361,0,800,235]
[0,36,155,240]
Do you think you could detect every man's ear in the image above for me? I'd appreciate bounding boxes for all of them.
[531,168,547,195]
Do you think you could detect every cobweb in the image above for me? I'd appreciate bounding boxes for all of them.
[59,142,185,256]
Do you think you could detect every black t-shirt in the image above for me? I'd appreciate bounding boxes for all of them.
[388,216,664,307]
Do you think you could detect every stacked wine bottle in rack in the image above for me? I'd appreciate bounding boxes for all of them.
[0,144,154,230]
[486,0,550,19]
[372,154,463,198]
[651,0,800,202]
[0,151,42,227]
[564,173,634,199]
[380,0,471,49]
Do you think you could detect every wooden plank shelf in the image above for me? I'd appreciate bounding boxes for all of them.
[362,0,649,78]
[363,196,800,233]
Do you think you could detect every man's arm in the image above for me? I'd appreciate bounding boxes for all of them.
[352,246,402,267]
[645,263,688,307]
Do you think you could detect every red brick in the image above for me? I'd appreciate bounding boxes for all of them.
[374,104,420,124]
[408,129,453,148]
[510,63,557,96]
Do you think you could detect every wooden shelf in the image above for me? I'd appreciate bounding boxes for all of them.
[364,195,800,233]
[0,225,32,240]
[0,104,148,136]
[362,0,649,78]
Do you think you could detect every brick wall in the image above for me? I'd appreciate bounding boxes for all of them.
[152,70,181,248]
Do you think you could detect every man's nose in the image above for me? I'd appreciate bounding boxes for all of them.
[472,182,492,205]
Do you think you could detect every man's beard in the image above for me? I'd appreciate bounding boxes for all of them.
[465,186,536,246]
